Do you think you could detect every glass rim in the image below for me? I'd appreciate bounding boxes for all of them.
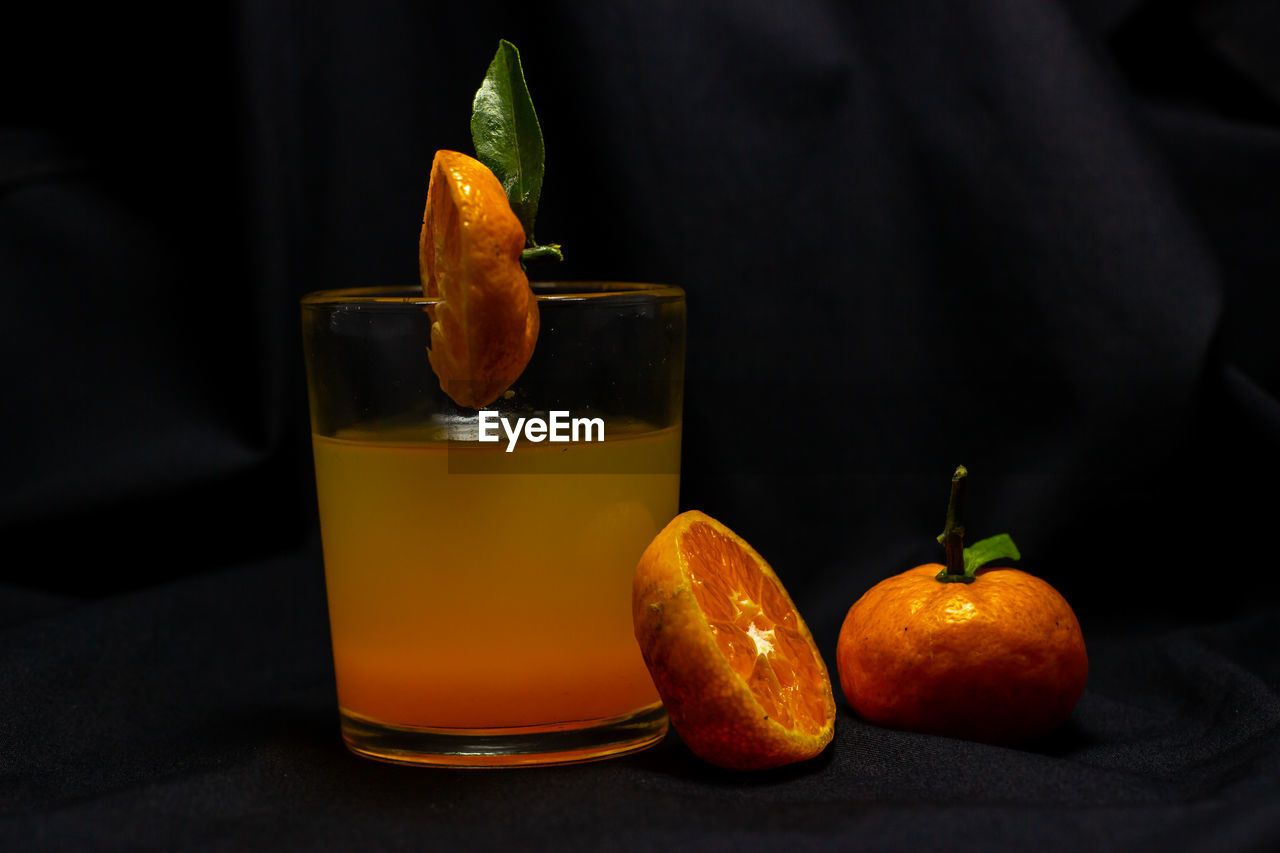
[301,282,684,307]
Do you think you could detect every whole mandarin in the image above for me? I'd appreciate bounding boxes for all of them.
[838,467,1088,746]
[837,562,1087,746]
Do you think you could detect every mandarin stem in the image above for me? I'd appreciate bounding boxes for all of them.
[937,465,968,582]
[520,243,563,265]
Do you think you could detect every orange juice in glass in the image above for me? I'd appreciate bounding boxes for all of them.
[301,283,684,766]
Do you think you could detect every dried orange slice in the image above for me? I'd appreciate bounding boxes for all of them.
[632,510,836,770]
[419,149,538,408]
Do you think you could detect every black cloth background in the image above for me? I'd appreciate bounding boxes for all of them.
[4,1,1280,849]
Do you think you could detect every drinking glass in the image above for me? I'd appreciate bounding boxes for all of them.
[301,282,685,766]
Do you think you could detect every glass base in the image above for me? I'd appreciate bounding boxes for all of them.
[339,704,669,768]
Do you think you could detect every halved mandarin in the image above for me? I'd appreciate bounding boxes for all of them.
[419,149,539,409]
[633,510,836,770]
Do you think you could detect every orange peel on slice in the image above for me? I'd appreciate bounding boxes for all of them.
[419,149,538,409]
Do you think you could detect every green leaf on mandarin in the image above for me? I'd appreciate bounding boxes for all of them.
[962,534,1022,576]
[471,39,545,244]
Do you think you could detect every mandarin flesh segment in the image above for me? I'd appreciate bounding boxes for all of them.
[836,564,1087,745]
[632,510,836,770]
[419,149,539,409]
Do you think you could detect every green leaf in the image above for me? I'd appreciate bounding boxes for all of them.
[471,39,545,244]
[962,534,1021,576]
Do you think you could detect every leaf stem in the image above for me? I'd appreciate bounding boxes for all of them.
[936,465,971,584]
[520,243,563,265]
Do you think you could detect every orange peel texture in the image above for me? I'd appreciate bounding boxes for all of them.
[836,564,1088,746]
[419,149,538,409]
